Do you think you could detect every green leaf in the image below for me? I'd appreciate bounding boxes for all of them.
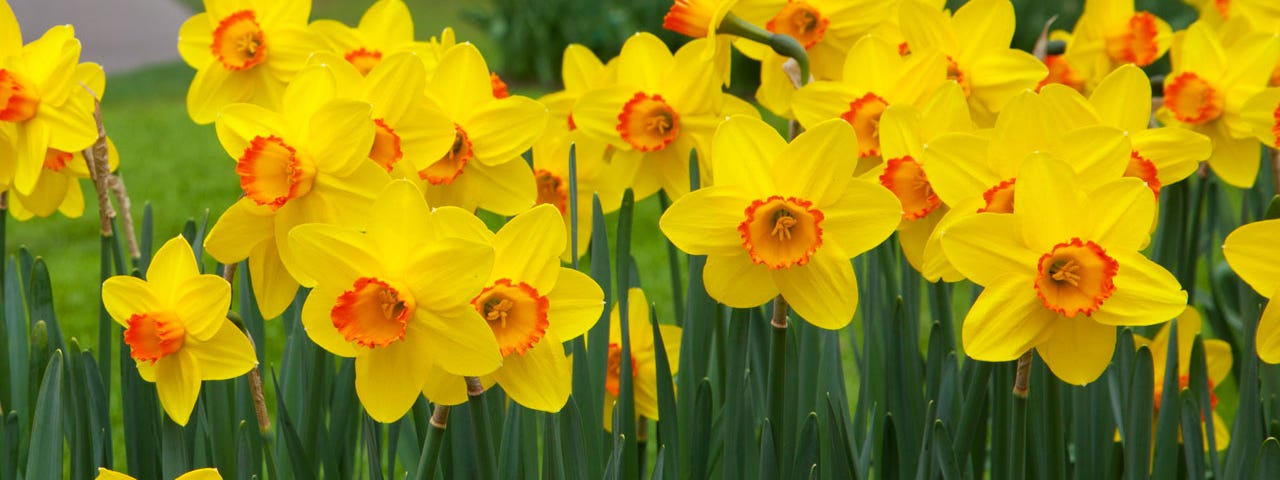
[791,413,819,479]
[558,397,591,480]
[270,370,317,480]
[79,352,113,468]
[690,378,712,480]
[1226,296,1264,479]
[615,188,638,480]
[63,339,91,479]
[498,401,524,478]
[586,194,612,473]
[825,394,856,480]
[162,417,191,479]
[1125,346,1155,480]
[1257,438,1280,478]
[1188,335,1218,476]
[237,421,257,480]
[649,305,679,479]
[1263,195,1280,220]
[25,350,62,480]
[1152,318,1182,480]
[27,260,64,357]
[1179,390,1206,480]
[932,420,961,480]
[363,414,383,480]
[3,411,19,480]
[758,418,777,480]
[4,257,27,440]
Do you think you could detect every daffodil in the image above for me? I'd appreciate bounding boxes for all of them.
[421,204,605,412]
[204,63,390,319]
[309,0,434,76]
[663,0,739,39]
[287,180,502,422]
[1133,307,1231,449]
[102,236,258,426]
[177,0,322,124]
[660,117,901,329]
[97,467,223,480]
[1037,31,1086,93]
[1223,218,1280,363]
[941,157,1185,385]
[417,43,548,215]
[602,288,682,432]
[898,0,1048,126]
[1155,21,1280,187]
[1242,86,1280,148]
[1064,0,1173,91]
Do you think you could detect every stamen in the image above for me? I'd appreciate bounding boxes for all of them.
[419,124,472,185]
[472,279,550,356]
[211,10,267,71]
[534,169,569,215]
[765,2,828,49]
[739,196,825,269]
[617,92,681,152]
[1033,238,1119,317]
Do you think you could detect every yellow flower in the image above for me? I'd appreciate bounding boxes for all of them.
[422,204,605,412]
[287,180,502,422]
[1037,31,1086,93]
[309,0,434,76]
[660,117,901,329]
[204,63,390,319]
[941,157,1185,385]
[177,0,322,124]
[97,467,222,480]
[1064,0,1173,91]
[1155,21,1280,187]
[1223,218,1280,363]
[418,43,548,215]
[102,237,257,426]
[602,288,682,432]
[663,0,739,39]
[1133,307,1232,450]
[1242,86,1280,148]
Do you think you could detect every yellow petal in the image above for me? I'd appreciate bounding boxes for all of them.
[147,236,202,304]
[363,52,428,124]
[1089,251,1186,326]
[1206,122,1264,188]
[822,177,904,257]
[429,43,493,120]
[773,119,859,206]
[308,99,375,177]
[360,180,432,265]
[1060,125,1130,186]
[1223,219,1280,299]
[420,308,503,376]
[567,86,635,149]
[1088,178,1154,252]
[358,0,414,43]
[435,159,536,216]
[962,275,1057,361]
[966,50,1047,116]
[174,468,224,480]
[617,33,673,92]
[665,39,718,115]
[1176,22,1227,80]
[546,268,604,341]
[492,204,564,291]
[899,0,958,55]
[562,44,605,93]
[953,0,1015,61]
[1133,128,1211,185]
[703,254,778,308]
[877,105,922,161]
[659,185,753,256]
[1036,317,1116,385]
[1037,84,1101,131]
[355,327,432,423]
[939,213,1037,287]
[173,275,232,342]
[205,198,275,265]
[491,334,572,412]
[101,276,162,328]
[0,0,21,51]
[155,349,201,426]
[1089,64,1152,133]
[247,240,300,319]
[95,468,137,480]
[463,96,548,166]
[187,60,253,125]
[1258,296,1280,364]
[430,205,495,244]
[774,244,858,329]
[1242,87,1280,148]
[711,116,785,196]
[14,120,50,196]
[405,238,493,308]
[421,366,471,406]
[214,103,289,163]
[301,286,358,357]
[1014,156,1089,250]
[1204,338,1233,384]
[185,320,256,380]
[37,91,98,153]
[919,132,996,206]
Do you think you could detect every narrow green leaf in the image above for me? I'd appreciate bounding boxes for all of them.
[1179,390,1206,480]
[363,414,384,480]
[758,417,778,480]
[498,401,524,478]
[615,188,638,480]
[587,194,612,472]
[237,421,257,480]
[468,389,499,480]
[932,420,961,480]
[1152,318,1182,480]
[791,413,820,479]
[1263,194,1280,220]
[1125,346,1156,480]
[119,320,160,479]
[657,191,685,326]
[542,412,565,480]
[690,378,712,480]
[25,350,62,480]
[63,339,91,479]
[162,417,191,479]
[649,306,679,479]
[3,258,26,449]
[27,260,64,356]
[825,394,856,480]
[885,298,923,478]
[79,352,112,468]
[881,414,899,480]
[1028,359,1066,480]
[1257,438,1280,478]
[3,411,19,480]
[1225,296,1264,479]
[558,397,591,480]
[269,370,317,480]
[651,445,666,480]
[952,359,990,471]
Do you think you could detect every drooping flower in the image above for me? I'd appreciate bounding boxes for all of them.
[1222,218,1280,363]
[287,180,502,422]
[177,0,322,124]
[940,157,1185,384]
[1064,0,1173,91]
[204,63,390,319]
[97,467,223,480]
[602,288,682,432]
[102,236,258,426]
[663,0,739,39]
[309,0,433,76]
[660,116,901,329]
[1133,307,1232,449]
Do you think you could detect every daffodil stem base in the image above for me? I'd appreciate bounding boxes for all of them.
[413,405,449,480]
[767,295,789,463]
[467,378,498,480]
[1009,352,1032,478]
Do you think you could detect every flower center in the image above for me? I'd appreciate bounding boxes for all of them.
[604,343,639,397]
[419,124,473,185]
[879,156,940,220]
[344,48,383,76]
[211,10,267,71]
[977,178,1016,214]
[0,69,40,123]
[236,135,316,210]
[946,56,971,96]
[43,149,73,172]
[1033,238,1119,317]
[840,93,889,158]
[331,277,415,349]
[739,196,824,269]
[490,72,510,99]
[1124,151,1162,198]
[766,1,828,49]
[1107,12,1161,66]
[534,169,569,215]
[124,311,186,364]
[472,279,550,357]
[617,92,680,152]
[1163,72,1223,124]
[1037,54,1085,93]
[369,118,403,172]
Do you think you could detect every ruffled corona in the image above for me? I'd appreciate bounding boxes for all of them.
[124,311,186,364]
[1124,151,1162,197]
[1037,55,1085,93]
[880,156,939,220]
[331,277,416,348]
[473,279,551,357]
[236,135,316,210]
[534,169,569,215]
[344,48,383,76]
[43,149,73,172]
[1033,238,1119,317]
[945,56,971,97]
[490,72,510,99]
[977,179,1016,214]
[766,1,828,49]
[418,124,472,185]
[663,0,716,38]
[739,195,824,269]
[369,118,403,172]
[840,93,889,158]
[1271,102,1280,146]
[617,92,680,152]
[0,69,39,123]
[211,10,267,71]
[1107,12,1161,66]
[604,343,638,397]
[1163,72,1224,124]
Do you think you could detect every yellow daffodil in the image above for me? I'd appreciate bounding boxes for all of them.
[97,467,223,480]
[1242,86,1280,148]
[1155,21,1280,187]
[204,63,390,319]
[1133,307,1231,449]
[310,0,433,76]
[1183,0,1279,30]
[1223,218,1280,363]
[898,0,1048,126]
[602,288,682,432]
[663,0,739,39]
[660,117,900,329]
[1064,0,1173,91]
[1038,31,1086,93]
[422,204,605,412]
[418,43,548,215]
[177,0,322,124]
[102,236,257,426]
[941,157,1185,385]
[287,180,502,422]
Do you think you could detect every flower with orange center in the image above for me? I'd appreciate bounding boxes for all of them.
[601,288,682,432]
[940,157,1185,385]
[205,64,391,319]
[287,180,504,422]
[1132,307,1232,449]
[421,204,605,412]
[1037,31,1088,93]
[178,0,322,124]
[1064,0,1172,91]
[1224,218,1280,363]
[1242,86,1280,148]
[660,117,900,329]
[663,0,739,39]
[102,236,257,426]
[1155,20,1280,187]
[309,0,436,77]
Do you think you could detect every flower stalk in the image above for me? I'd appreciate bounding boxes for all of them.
[466,376,498,480]
[413,405,450,480]
[1009,352,1033,478]
[716,12,810,87]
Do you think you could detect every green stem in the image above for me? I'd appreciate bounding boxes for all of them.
[413,405,448,480]
[766,296,789,462]
[716,12,810,87]
[467,378,497,480]
[1009,353,1032,480]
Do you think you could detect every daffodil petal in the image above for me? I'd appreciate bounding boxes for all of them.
[1205,123,1263,188]
[1036,317,1116,385]
[185,320,256,380]
[1088,178,1154,252]
[773,119,859,206]
[429,43,493,120]
[1089,250,1186,326]
[102,276,162,328]
[421,365,471,406]
[420,308,503,376]
[711,116,785,196]
[173,275,232,342]
[463,96,548,166]
[461,159,537,216]
[405,238,493,308]
[355,330,432,422]
[147,236,202,304]
[1089,64,1152,132]
[1223,220,1280,298]
[774,245,857,329]
[822,178,903,257]
[215,103,289,162]
[703,254,777,308]
[546,268,604,341]
[492,204,564,291]
[659,185,752,257]
[301,286,358,357]
[174,468,224,480]
[940,212,1037,287]
[188,60,253,125]
[920,132,996,206]
[1134,128,1211,185]
[205,198,275,264]
[491,335,572,412]
[248,240,300,319]
[155,350,201,426]
[961,275,1057,361]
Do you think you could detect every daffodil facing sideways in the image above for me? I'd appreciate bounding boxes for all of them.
[1133,307,1232,449]
[940,157,1185,385]
[417,42,548,215]
[663,0,739,39]
[204,63,391,319]
[102,237,258,426]
[421,204,605,412]
[602,288,682,432]
[287,180,504,422]
[1155,20,1280,188]
[1223,218,1280,363]
[660,117,901,329]
[309,0,435,76]
[97,467,223,480]
[177,0,322,124]
[1064,0,1173,91]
